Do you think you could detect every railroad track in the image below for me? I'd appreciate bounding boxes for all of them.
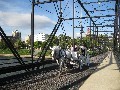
[0,52,109,90]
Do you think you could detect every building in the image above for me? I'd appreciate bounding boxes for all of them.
[86,28,90,36]
[76,32,86,39]
[25,33,48,44]
[25,35,31,44]
[34,33,48,42]
[12,30,21,40]
[0,30,21,43]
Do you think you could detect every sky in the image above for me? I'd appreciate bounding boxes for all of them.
[0,0,116,40]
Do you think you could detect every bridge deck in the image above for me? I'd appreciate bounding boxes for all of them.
[79,51,120,90]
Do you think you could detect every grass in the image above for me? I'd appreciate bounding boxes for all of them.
[18,49,31,55]
[0,48,108,57]
[0,49,31,55]
[0,49,12,54]
[36,50,52,57]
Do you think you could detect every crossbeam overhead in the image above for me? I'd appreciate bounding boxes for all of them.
[77,0,97,27]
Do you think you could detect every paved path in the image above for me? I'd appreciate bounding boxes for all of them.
[79,51,120,90]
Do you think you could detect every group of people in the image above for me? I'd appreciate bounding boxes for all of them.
[54,40,88,57]
[67,43,87,56]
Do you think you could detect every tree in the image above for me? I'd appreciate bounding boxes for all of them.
[21,41,27,49]
[41,41,46,49]
[14,39,22,49]
[0,40,7,49]
[34,41,42,49]
[58,34,72,48]
[52,36,59,46]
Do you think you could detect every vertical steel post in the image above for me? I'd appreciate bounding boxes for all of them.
[96,27,99,53]
[116,0,118,51]
[119,0,120,52]
[81,25,82,41]
[60,0,62,14]
[90,19,91,50]
[114,0,118,51]
[96,27,97,47]
[73,0,75,50]
[94,26,96,47]
[97,27,98,46]
[113,19,116,50]
[31,0,35,63]
[93,24,94,51]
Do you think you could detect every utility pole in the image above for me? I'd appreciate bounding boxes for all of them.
[73,0,75,51]
[118,0,120,53]
[31,0,35,64]
[80,7,83,45]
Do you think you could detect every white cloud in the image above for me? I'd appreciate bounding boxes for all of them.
[0,11,56,30]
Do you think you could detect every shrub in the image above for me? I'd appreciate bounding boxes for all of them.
[18,49,31,55]
[0,49,12,54]
[37,50,52,56]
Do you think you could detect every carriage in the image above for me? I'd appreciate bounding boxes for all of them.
[50,45,90,72]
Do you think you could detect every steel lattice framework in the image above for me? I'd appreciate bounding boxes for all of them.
[0,0,119,83]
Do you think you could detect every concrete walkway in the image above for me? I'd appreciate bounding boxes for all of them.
[79,51,120,90]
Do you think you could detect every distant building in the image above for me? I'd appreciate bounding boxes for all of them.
[86,28,91,36]
[12,30,21,40]
[0,30,21,43]
[76,32,86,39]
[34,33,48,42]
[7,36,16,41]
[25,35,31,44]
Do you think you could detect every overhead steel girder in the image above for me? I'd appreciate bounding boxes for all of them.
[87,26,105,27]
[74,26,84,28]
[83,1,109,4]
[104,20,114,21]
[97,15,115,17]
[77,0,96,27]
[94,31,113,32]
[63,16,100,21]
[87,25,116,27]
[34,0,64,5]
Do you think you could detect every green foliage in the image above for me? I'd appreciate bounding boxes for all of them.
[41,41,46,49]
[0,49,30,55]
[0,48,12,54]
[58,34,72,48]
[88,50,99,57]
[34,41,42,49]
[0,41,7,49]
[37,50,52,56]
[14,39,22,49]
[18,49,31,55]
[0,33,112,56]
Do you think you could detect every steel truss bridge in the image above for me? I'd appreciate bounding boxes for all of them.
[0,0,120,89]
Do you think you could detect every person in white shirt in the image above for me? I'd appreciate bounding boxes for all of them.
[70,45,74,52]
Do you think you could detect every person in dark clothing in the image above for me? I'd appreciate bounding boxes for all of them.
[80,43,87,56]
[81,48,85,56]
